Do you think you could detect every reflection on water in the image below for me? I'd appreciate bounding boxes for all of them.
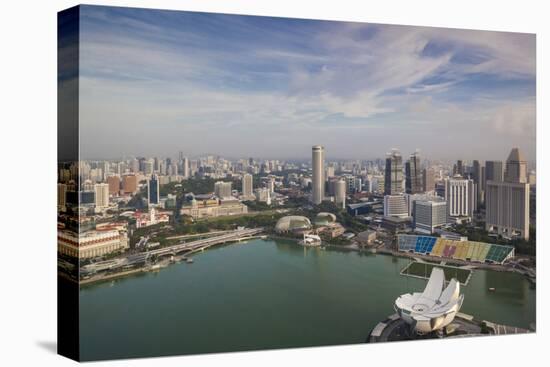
[79,238,535,361]
[484,269,526,301]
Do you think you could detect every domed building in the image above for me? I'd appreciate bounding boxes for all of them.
[314,212,337,226]
[275,216,312,234]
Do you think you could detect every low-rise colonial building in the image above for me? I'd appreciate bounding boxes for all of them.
[58,229,129,259]
[180,198,248,219]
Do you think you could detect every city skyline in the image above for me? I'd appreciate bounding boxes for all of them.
[74,5,536,161]
[57,6,537,362]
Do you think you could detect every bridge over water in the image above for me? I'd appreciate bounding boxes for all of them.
[82,228,265,275]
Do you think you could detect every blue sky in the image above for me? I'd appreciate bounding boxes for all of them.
[75,5,536,161]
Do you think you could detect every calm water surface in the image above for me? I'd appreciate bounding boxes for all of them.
[79,239,535,360]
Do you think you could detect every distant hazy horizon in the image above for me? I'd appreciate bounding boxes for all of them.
[79,151,536,169]
[71,5,536,162]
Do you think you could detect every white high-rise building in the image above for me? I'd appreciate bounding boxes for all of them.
[242,173,253,199]
[214,181,232,199]
[334,179,346,209]
[94,183,110,210]
[485,148,530,240]
[311,145,325,204]
[182,157,190,179]
[413,199,447,234]
[267,177,275,193]
[444,176,475,222]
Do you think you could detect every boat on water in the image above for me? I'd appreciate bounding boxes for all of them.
[299,233,322,247]
[185,258,194,264]
[489,287,496,292]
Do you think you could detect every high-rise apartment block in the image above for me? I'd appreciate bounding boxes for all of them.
[94,183,110,210]
[214,181,232,199]
[242,173,253,199]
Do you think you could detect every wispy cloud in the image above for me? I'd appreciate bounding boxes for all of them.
[76,5,536,161]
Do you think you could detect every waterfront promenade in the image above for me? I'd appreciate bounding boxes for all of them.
[80,227,264,284]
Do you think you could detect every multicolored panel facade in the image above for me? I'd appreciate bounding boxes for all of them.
[397,235,515,264]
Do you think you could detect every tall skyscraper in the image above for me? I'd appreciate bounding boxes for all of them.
[182,157,190,179]
[147,174,160,205]
[94,183,110,209]
[485,148,530,240]
[242,173,253,199]
[444,176,475,221]
[311,145,325,204]
[471,160,482,211]
[334,179,346,209]
[405,151,423,194]
[384,149,403,195]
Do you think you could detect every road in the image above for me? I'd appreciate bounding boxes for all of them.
[81,227,264,275]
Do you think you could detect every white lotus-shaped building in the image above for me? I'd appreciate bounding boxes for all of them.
[395,267,464,333]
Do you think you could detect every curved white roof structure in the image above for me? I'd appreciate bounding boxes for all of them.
[395,268,464,333]
[274,216,312,233]
[314,212,337,226]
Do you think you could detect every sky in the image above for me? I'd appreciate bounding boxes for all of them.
[74,5,536,162]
